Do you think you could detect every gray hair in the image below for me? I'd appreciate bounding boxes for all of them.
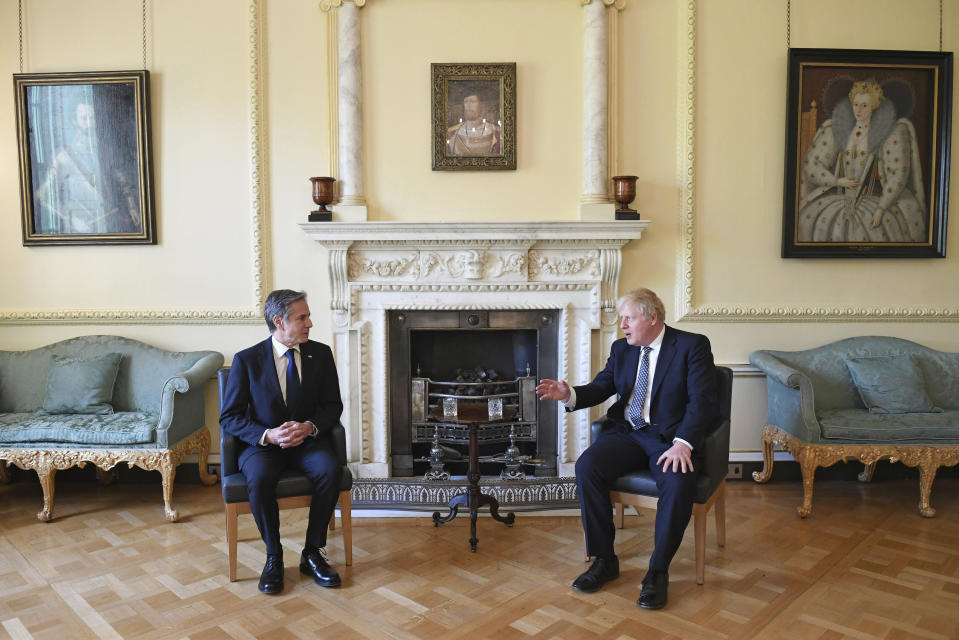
[617,288,666,322]
[263,289,307,332]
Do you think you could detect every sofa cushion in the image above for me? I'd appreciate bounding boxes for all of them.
[39,353,122,415]
[817,409,959,442]
[0,412,157,445]
[844,354,940,414]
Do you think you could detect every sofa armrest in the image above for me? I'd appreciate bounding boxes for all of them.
[155,352,225,447]
[750,351,823,443]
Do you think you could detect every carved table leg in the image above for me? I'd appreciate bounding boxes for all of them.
[752,425,776,483]
[469,503,479,552]
[159,455,179,522]
[433,494,465,525]
[36,464,56,522]
[917,460,938,518]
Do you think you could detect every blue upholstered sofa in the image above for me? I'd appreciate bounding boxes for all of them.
[0,335,223,521]
[750,336,959,518]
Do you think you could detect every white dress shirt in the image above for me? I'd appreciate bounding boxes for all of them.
[271,336,301,403]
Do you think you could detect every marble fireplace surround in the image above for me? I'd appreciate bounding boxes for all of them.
[300,220,648,478]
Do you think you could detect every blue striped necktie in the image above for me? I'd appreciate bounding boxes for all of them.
[627,346,651,428]
[285,348,301,417]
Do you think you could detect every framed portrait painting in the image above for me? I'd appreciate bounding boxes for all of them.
[431,62,516,171]
[14,70,157,245]
[782,49,952,258]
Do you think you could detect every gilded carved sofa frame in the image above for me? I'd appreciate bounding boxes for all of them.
[0,336,223,522]
[750,337,959,518]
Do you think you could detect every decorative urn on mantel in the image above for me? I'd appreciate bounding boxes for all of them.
[308,177,336,222]
[612,175,639,220]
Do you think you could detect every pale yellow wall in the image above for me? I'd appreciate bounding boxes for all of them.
[363,0,582,220]
[1,0,957,458]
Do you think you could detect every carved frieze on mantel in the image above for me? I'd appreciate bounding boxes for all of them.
[302,221,646,291]
[528,250,600,279]
[348,252,419,280]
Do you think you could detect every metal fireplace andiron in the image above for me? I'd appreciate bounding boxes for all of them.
[411,371,543,481]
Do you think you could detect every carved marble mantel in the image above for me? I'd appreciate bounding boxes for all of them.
[301,220,648,477]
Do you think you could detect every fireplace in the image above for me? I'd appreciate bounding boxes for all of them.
[300,221,647,478]
[388,309,558,477]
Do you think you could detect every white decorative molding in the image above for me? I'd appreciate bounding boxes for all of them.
[529,251,600,278]
[581,0,627,10]
[676,0,959,323]
[302,221,647,477]
[0,0,268,326]
[320,0,366,10]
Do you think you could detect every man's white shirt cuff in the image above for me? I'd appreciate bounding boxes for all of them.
[563,387,577,410]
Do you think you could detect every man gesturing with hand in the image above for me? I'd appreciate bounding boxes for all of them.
[537,288,717,610]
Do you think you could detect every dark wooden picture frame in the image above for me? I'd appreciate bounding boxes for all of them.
[782,49,952,258]
[14,70,156,245]
[431,62,516,171]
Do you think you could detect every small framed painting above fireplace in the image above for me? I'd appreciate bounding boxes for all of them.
[431,62,517,171]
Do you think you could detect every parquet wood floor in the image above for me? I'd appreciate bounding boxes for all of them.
[1,477,957,639]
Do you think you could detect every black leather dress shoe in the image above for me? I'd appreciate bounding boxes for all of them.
[258,554,284,594]
[572,556,620,593]
[637,570,668,609]
[299,548,341,588]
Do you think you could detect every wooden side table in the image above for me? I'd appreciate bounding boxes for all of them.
[431,406,515,551]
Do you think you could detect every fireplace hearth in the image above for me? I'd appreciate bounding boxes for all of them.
[389,309,558,477]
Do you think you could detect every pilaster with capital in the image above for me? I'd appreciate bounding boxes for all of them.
[323,0,368,221]
[581,0,608,204]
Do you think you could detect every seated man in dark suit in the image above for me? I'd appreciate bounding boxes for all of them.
[536,288,717,609]
[220,289,344,594]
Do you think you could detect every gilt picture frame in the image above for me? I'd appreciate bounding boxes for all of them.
[431,62,516,171]
[14,70,156,245]
[782,49,952,258]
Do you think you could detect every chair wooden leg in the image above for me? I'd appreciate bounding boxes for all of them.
[339,490,352,566]
[226,504,239,582]
[614,501,625,529]
[329,512,336,530]
[715,482,726,548]
[693,503,706,585]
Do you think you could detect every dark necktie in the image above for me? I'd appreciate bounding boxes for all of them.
[627,346,651,429]
[285,348,301,418]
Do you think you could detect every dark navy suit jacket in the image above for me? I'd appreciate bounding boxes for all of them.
[219,337,343,466]
[572,325,717,451]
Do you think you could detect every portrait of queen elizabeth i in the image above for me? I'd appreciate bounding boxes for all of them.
[796,76,929,244]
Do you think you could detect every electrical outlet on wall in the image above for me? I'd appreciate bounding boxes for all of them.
[727,463,742,479]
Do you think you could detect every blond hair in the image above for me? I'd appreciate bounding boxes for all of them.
[849,79,883,110]
[617,288,665,322]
